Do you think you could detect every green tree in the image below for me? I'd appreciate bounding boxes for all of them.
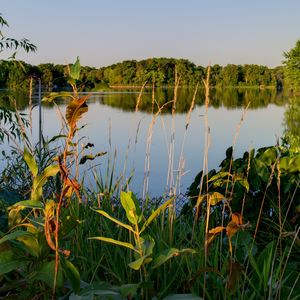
[0,13,37,56]
[283,39,300,92]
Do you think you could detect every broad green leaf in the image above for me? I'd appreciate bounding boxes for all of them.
[17,234,41,257]
[141,197,174,233]
[33,260,63,289]
[70,56,81,80]
[92,209,134,232]
[253,159,270,182]
[42,91,74,102]
[152,248,196,269]
[236,177,250,192]
[89,236,136,251]
[23,147,38,177]
[62,260,81,294]
[120,191,140,224]
[128,255,147,270]
[10,199,44,210]
[70,282,123,299]
[119,284,139,299]
[32,165,60,201]
[163,294,203,300]
[0,230,32,245]
[260,147,277,166]
[289,155,300,172]
[208,171,232,182]
[209,192,224,206]
[279,156,290,171]
[0,259,27,275]
[141,235,155,256]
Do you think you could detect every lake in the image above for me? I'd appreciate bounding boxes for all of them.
[0,88,293,198]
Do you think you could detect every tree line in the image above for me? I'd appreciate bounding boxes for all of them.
[0,57,285,91]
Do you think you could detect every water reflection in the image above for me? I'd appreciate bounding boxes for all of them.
[0,88,289,113]
[283,96,300,151]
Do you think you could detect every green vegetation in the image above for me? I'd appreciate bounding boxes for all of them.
[0,13,299,300]
[0,58,299,300]
[0,58,284,92]
[283,39,300,93]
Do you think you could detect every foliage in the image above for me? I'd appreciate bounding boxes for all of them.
[0,58,284,92]
[283,39,300,92]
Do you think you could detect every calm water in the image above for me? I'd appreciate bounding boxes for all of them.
[0,88,291,197]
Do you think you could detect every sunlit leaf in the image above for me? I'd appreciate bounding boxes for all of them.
[10,199,44,210]
[89,236,136,252]
[120,191,140,224]
[0,230,32,245]
[32,165,60,201]
[92,209,134,232]
[128,255,148,270]
[162,294,203,300]
[42,91,74,102]
[70,56,81,80]
[141,197,173,233]
[119,284,139,299]
[23,147,38,177]
[209,192,225,206]
[17,234,40,257]
[66,96,89,133]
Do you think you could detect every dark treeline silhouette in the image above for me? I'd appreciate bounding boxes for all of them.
[0,58,284,91]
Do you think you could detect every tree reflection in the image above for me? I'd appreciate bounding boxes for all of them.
[283,96,300,152]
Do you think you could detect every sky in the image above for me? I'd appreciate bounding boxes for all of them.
[1,0,300,68]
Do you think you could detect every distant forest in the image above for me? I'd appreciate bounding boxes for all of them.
[0,58,285,91]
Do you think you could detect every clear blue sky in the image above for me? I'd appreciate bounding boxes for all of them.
[1,0,300,68]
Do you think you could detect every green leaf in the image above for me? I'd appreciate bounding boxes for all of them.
[33,260,63,289]
[0,230,32,245]
[23,147,38,177]
[141,235,155,256]
[32,164,60,201]
[288,155,300,172]
[92,209,134,232]
[17,234,41,257]
[260,147,277,165]
[208,171,232,182]
[152,248,196,269]
[253,159,270,182]
[89,236,136,251]
[42,91,74,102]
[119,284,139,299]
[209,192,224,206]
[10,199,44,210]
[70,56,81,80]
[236,177,250,192]
[162,294,203,300]
[141,197,174,233]
[120,191,140,224]
[62,260,81,294]
[128,255,148,270]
